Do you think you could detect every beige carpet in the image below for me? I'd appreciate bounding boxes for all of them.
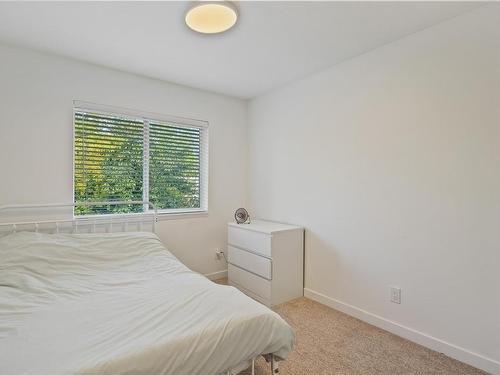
[214,278,486,375]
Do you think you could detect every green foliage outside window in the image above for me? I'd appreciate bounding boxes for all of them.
[74,111,201,215]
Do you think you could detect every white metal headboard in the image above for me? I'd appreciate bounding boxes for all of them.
[0,201,158,234]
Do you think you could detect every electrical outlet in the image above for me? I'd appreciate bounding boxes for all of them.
[215,249,224,260]
[390,287,401,304]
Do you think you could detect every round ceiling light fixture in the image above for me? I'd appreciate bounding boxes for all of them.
[185,1,238,34]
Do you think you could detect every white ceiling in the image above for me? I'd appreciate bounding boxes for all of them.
[0,1,482,98]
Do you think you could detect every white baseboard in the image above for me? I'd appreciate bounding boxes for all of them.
[204,269,228,281]
[304,288,500,375]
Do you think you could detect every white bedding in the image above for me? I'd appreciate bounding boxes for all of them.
[0,231,294,375]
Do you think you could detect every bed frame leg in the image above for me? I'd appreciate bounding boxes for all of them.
[270,355,279,374]
[251,358,255,375]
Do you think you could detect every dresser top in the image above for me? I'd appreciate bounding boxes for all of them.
[228,219,302,234]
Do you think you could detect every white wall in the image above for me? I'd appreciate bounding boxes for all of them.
[248,5,500,373]
[0,43,247,278]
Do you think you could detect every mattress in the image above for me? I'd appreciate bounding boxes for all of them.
[0,231,294,375]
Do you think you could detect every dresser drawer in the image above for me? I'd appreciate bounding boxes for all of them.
[228,226,272,257]
[228,264,271,300]
[228,245,272,280]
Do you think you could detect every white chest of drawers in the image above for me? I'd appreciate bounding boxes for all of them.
[227,220,304,307]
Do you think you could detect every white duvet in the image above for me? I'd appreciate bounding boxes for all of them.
[0,231,294,375]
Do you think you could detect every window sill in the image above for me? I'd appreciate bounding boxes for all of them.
[157,210,208,221]
[74,210,208,222]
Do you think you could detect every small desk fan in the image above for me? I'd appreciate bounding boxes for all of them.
[234,208,251,224]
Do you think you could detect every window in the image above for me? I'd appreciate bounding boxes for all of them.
[74,102,208,216]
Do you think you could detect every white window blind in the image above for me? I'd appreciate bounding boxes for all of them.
[74,103,208,216]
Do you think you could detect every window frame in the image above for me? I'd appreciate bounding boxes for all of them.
[72,100,209,219]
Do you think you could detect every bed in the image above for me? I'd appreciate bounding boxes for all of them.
[0,202,294,375]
